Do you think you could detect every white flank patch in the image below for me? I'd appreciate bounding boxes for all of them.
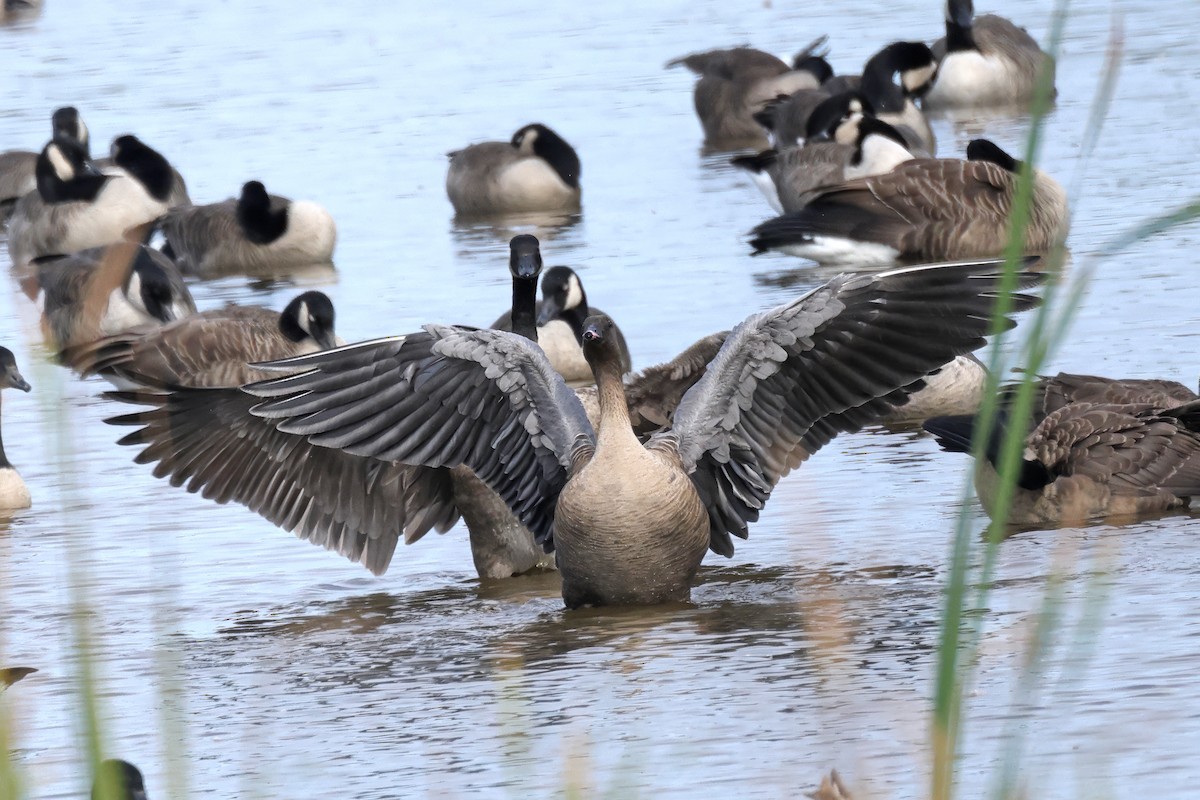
[100,285,157,335]
[746,170,783,215]
[274,201,337,261]
[778,236,900,267]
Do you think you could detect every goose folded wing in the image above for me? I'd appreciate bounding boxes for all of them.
[247,328,595,546]
[105,387,457,575]
[667,259,1042,555]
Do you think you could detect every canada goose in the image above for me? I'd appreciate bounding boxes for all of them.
[667,39,833,150]
[492,265,632,383]
[446,124,581,216]
[925,0,1055,109]
[1018,372,1198,414]
[92,759,148,800]
[733,93,914,214]
[0,107,89,221]
[33,242,195,351]
[924,397,1200,527]
[63,290,339,389]
[102,237,730,580]
[158,181,337,279]
[93,135,190,209]
[748,138,1068,267]
[858,41,938,155]
[0,347,32,511]
[7,137,172,270]
[235,258,1040,607]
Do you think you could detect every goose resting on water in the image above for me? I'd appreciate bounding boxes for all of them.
[0,347,32,511]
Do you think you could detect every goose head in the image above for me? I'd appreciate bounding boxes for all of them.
[109,135,174,202]
[966,138,1020,172]
[508,233,544,281]
[511,124,581,189]
[804,91,874,142]
[235,180,289,245]
[91,758,147,800]
[862,42,938,109]
[581,314,623,372]
[536,266,588,327]
[35,137,108,203]
[0,348,31,393]
[280,290,338,351]
[791,54,833,84]
[51,106,89,156]
[125,247,196,325]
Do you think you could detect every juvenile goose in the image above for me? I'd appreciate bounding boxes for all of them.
[239,258,1041,607]
[92,758,148,800]
[667,40,833,150]
[0,107,89,221]
[63,290,339,389]
[104,238,724,579]
[492,265,632,383]
[33,242,195,351]
[446,124,581,216]
[158,181,336,279]
[749,138,1068,267]
[7,137,172,270]
[0,347,32,511]
[733,93,915,214]
[925,0,1055,109]
[924,397,1200,527]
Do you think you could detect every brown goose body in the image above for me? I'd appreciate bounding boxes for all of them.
[749,145,1068,266]
[927,11,1055,109]
[446,125,581,216]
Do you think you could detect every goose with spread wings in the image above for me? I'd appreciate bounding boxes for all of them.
[244,258,1040,607]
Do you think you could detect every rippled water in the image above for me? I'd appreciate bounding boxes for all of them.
[2,0,1199,797]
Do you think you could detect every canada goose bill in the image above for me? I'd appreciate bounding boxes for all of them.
[34,242,196,352]
[925,386,1200,527]
[158,180,337,279]
[748,138,1068,267]
[227,257,1042,608]
[925,0,1056,109]
[446,124,582,216]
[7,136,172,271]
[667,38,833,151]
[64,290,339,390]
[859,41,938,155]
[0,346,32,511]
[91,759,148,800]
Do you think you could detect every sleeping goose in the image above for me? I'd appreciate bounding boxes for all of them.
[667,40,833,150]
[33,241,195,351]
[749,138,1067,267]
[858,41,938,155]
[63,290,339,389]
[158,181,336,279]
[446,124,581,216]
[733,93,915,214]
[492,265,632,383]
[924,395,1200,527]
[7,137,172,270]
[235,257,1041,607]
[925,0,1055,109]
[0,107,89,222]
[104,237,723,580]
[0,347,32,511]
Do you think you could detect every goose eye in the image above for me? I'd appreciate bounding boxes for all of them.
[583,330,598,341]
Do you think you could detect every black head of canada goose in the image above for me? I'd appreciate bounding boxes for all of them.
[748,138,1068,267]
[858,41,938,154]
[924,381,1200,527]
[0,346,32,511]
[925,0,1056,109]
[492,263,632,384]
[445,124,582,216]
[91,758,148,800]
[34,242,196,352]
[158,180,337,279]
[667,37,833,150]
[7,136,172,270]
[229,257,1042,607]
[66,290,338,390]
[0,106,90,217]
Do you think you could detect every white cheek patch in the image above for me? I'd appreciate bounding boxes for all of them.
[297,301,312,335]
[126,270,146,313]
[564,274,584,310]
[517,128,538,154]
[904,64,938,93]
[47,145,74,181]
[77,119,89,147]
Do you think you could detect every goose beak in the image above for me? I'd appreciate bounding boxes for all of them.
[513,251,540,280]
[315,329,339,350]
[536,296,563,327]
[582,322,603,343]
[9,370,30,393]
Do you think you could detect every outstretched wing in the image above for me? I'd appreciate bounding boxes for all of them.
[248,328,595,546]
[106,387,458,575]
[668,259,1042,555]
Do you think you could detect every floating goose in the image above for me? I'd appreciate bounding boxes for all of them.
[235,258,1040,607]
[158,181,336,279]
[749,138,1067,267]
[0,347,32,511]
[925,0,1056,109]
[0,107,88,221]
[446,124,581,216]
[34,242,195,351]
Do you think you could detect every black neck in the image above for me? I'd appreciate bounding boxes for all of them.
[860,57,904,113]
[238,199,289,244]
[511,276,539,341]
[560,299,590,343]
[532,134,580,189]
[945,19,976,52]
